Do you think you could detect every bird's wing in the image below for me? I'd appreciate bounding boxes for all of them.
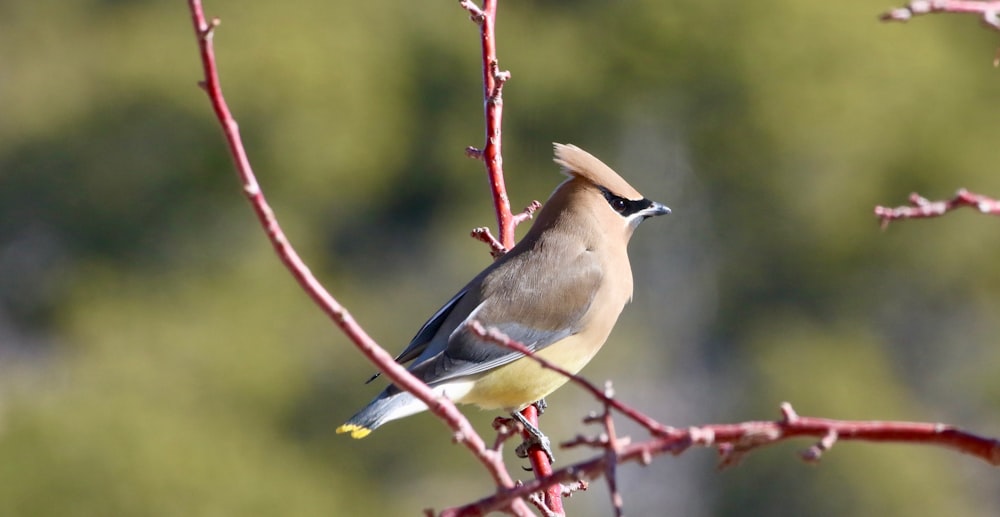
[365,286,470,384]
[397,286,470,365]
[411,246,604,385]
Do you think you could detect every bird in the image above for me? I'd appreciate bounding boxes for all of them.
[336,143,670,447]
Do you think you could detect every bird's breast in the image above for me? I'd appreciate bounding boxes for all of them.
[457,280,629,411]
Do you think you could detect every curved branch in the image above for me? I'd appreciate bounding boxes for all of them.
[186,3,530,514]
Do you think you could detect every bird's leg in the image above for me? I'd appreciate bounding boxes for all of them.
[533,398,547,415]
[512,410,555,464]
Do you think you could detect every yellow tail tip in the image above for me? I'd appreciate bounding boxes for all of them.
[336,424,372,439]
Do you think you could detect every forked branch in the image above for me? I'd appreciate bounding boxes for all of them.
[439,323,1000,516]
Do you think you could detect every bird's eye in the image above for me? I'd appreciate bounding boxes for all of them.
[611,197,628,213]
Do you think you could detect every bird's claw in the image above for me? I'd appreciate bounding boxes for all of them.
[512,410,555,464]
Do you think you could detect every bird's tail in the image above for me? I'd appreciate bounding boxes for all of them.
[336,390,429,439]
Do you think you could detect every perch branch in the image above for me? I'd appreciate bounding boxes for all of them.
[444,323,1000,516]
[443,401,1000,516]
[459,0,559,512]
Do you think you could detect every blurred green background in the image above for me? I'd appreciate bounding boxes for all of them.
[1,0,998,515]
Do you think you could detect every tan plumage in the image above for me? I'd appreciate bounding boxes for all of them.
[337,143,669,439]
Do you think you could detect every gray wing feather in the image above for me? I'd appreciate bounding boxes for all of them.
[425,322,574,382]
[409,243,604,386]
[365,286,469,383]
[397,286,470,365]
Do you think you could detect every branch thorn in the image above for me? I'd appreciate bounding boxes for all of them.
[470,226,507,258]
[780,402,799,423]
[200,17,220,39]
[512,200,542,226]
[801,430,839,463]
[459,0,486,23]
[465,146,484,160]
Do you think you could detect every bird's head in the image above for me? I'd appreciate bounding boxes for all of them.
[551,143,670,239]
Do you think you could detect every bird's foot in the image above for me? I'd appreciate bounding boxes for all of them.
[512,410,555,464]
[533,398,547,415]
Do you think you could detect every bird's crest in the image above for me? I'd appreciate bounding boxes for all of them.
[553,143,643,200]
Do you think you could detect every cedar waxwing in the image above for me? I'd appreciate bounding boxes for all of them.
[337,143,670,440]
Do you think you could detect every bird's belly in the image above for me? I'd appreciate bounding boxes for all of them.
[456,333,603,410]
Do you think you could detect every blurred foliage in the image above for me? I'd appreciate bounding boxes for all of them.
[1,0,999,515]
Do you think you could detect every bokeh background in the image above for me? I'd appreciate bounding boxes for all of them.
[1,0,999,515]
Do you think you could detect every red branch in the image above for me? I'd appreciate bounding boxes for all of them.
[186,3,533,515]
[443,324,1000,516]
[459,0,559,513]
[877,4,1000,226]
[461,0,515,250]
[880,1,1000,63]
[470,203,540,258]
[189,2,1000,515]
[469,322,673,437]
[881,0,1000,27]
[445,401,1000,516]
[874,189,1000,227]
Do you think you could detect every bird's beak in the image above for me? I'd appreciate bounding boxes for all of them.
[642,201,671,219]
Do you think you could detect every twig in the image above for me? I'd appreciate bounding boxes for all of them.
[470,227,507,259]
[880,1,1000,64]
[877,4,1000,228]
[469,321,675,436]
[186,3,530,515]
[512,200,543,226]
[875,189,1000,228]
[880,0,1000,27]
[461,0,515,249]
[597,388,625,517]
[472,202,541,258]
